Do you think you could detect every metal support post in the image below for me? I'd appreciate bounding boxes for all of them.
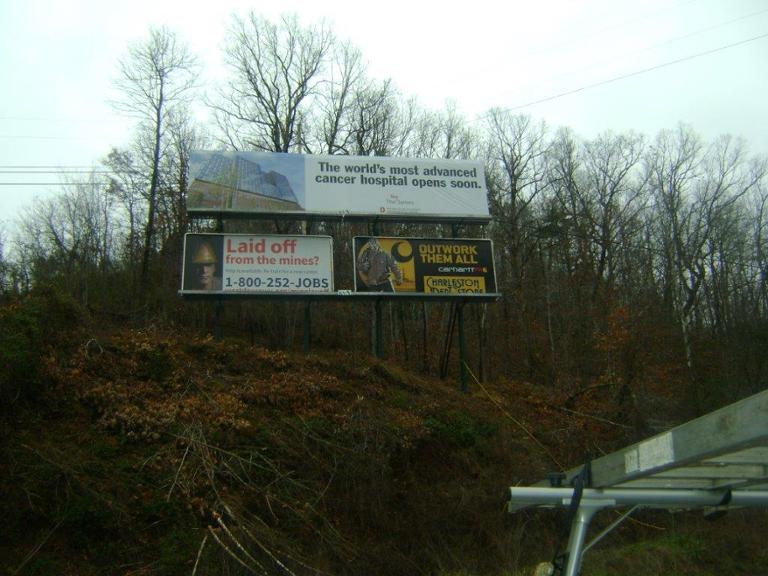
[509,486,768,575]
[303,301,312,355]
[375,299,384,359]
[562,504,599,576]
[303,221,313,354]
[214,217,224,340]
[583,505,639,555]
[214,297,224,341]
[458,303,468,392]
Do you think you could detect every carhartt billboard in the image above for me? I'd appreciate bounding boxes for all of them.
[187,151,489,219]
[353,237,496,294]
[181,233,334,294]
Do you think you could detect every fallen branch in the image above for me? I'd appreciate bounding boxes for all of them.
[464,363,564,471]
[167,442,191,501]
[191,533,208,576]
[11,516,64,575]
[553,405,633,429]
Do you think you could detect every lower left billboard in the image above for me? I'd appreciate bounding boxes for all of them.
[181,233,334,293]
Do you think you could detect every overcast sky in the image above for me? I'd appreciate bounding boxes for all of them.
[1,0,767,230]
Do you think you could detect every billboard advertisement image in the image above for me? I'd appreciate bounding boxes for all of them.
[182,233,334,294]
[353,237,496,294]
[187,151,489,219]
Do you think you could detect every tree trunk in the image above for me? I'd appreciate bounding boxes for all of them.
[140,102,163,291]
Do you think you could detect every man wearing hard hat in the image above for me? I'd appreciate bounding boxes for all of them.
[189,239,222,291]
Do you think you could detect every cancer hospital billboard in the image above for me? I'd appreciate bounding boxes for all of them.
[187,151,489,219]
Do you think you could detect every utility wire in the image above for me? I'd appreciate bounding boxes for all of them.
[0,135,101,140]
[650,7,768,51]
[0,116,113,122]
[536,7,768,93]
[0,171,114,174]
[0,182,102,186]
[529,0,702,57]
[502,31,768,112]
[0,165,102,169]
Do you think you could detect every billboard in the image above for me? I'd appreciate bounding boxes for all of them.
[187,151,489,219]
[181,233,334,294]
[353,237,496,294]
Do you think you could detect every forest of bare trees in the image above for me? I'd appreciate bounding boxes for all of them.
[3,14,768,421]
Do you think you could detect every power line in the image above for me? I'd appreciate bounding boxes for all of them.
[0,165,104,169]
[0,171,114,174]
[0,116,112,122]
[0,135,102,140]
[503,31,768,112]
[529,0,702,58]
[650,7,768,51]
[0,182,100,186]
[537,7,768,93]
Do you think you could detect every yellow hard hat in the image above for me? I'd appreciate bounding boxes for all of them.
[192,242,217,264]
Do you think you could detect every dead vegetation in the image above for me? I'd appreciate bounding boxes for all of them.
[0,304,764,575]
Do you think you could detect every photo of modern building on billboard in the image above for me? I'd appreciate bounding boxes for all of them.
[188,152,304,211]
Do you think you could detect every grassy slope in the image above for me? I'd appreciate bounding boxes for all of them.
[1,315,766,575]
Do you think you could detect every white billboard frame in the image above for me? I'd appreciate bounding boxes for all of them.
[186,151,490,221]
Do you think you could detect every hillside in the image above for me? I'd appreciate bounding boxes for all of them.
[1,290,766,575]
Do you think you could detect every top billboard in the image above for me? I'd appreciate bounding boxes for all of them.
[187,151,489,220]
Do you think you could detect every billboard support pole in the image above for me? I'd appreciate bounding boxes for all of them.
[458,302,468,392]
[451,223,469,391]
[439,304,457,379]
[370,224,384,360]
[375,299,384,359]
[214,217,225,340]
[303,301,312,355]
[303,221,314,355]
[213,298,224,341]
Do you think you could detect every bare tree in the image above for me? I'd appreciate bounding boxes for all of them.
[646,127,764,409]
[349,78,404,156]
[104,147,147,274]
[158,109,207,242]
[14,175,114,305]
[484,110,550,287]
[315,40,365,155]
[581,131,646,298]
[212,13,334,153]
[404,101,476,160]
[545,127,587,277]
[483,110,551,380]
[752,180,768,314]
[698,141,766,329]
[0,224,9,295]
[646,125,705,394]
[112,26,198,291]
